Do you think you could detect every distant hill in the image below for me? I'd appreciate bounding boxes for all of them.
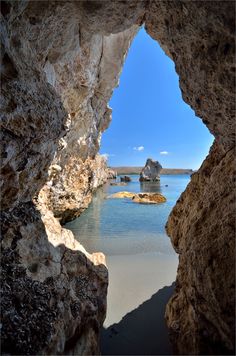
[111,167,194,175]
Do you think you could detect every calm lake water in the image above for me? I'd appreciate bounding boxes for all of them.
[65,174,191,256]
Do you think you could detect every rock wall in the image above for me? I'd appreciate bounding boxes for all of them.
[1,1,144,354]
[38,154,111,224]
[166,141,235,355]
[144,2,235,354]
[1,0,235,354]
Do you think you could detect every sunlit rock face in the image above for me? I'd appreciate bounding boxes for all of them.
[38,155,111,224]
[1,1,144,354]
[139,158,162,181]
[1,0,235,354]
[145,2,235,354]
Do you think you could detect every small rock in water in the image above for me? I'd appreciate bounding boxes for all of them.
[139,158,162,182]
[120,175,131,182]
[132,193,166,204]
[109,191,135,199]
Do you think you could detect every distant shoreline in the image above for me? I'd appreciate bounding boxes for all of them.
[111,167,194,175]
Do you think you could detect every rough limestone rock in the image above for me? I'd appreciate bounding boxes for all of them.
[1,202,108,355]
[1,1,142,354]
[37,155,111,224]
[109,191,135,199]
[109,192,166,204]
[166,142,235,355]
[145,1,235,151]
[1,0,235,354]
[132,193,166,204]
[144,2,235,354]
[140,158,162,181]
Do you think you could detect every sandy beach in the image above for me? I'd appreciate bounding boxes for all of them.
[101,252,178,355]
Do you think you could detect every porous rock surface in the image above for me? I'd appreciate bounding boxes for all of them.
[166,141,235,355]
[139,158,162,181]
[145,2,235,354]
[1,0,235,355]
[1,1,143,354]
[132,192,166,204]
[1,201,108,355]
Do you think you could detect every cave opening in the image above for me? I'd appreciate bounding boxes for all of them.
[1,2,234,355]
[65,27,214,355]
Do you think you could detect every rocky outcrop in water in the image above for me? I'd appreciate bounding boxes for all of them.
[1,0,235,354]
[132,193,166,204]
[109,191,166,204]
[120,175,132,182]
[140,158,162,181]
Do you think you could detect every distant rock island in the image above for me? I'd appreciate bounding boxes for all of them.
[140,158,162,182]
[111,166,194,175]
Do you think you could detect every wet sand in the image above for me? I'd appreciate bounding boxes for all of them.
[101,252,178,355]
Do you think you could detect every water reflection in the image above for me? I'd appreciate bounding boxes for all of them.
[140,181,162,193]
[66,175,190,255]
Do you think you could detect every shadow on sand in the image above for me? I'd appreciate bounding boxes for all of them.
[101,283,175,355]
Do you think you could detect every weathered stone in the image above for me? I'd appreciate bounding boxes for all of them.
[144,2,235,353]
[109,191,166,204]
[140,158,162,181]
[132,193,166,204]
[1,0,235,354]
[37,155,111,224]
[145,0,235,151]
[165,141,235,355]
[0,202,107,355]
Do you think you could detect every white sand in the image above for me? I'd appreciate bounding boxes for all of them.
[104,252,178,328]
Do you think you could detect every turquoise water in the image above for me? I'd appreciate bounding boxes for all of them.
[65,175,190,256]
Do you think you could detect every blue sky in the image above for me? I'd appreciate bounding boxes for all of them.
[100,28,214,169]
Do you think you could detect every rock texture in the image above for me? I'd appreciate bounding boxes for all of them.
[109,191,166,204]
[166,142,235,355]
[37,154,110,224]
[140,158,162,181]
[145,1,235,151]
[1,202,108,355]
[109,191,135,199]
[1,0,235,355]
[1,1,143,354]
[144,2,235,354]
[132,193,166,204]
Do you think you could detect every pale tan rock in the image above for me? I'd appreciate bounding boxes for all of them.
[166,142,235,355]
[109,191,166,204]
[1,1,235,355]
[109,191,135,199]
[132,193,166,204]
